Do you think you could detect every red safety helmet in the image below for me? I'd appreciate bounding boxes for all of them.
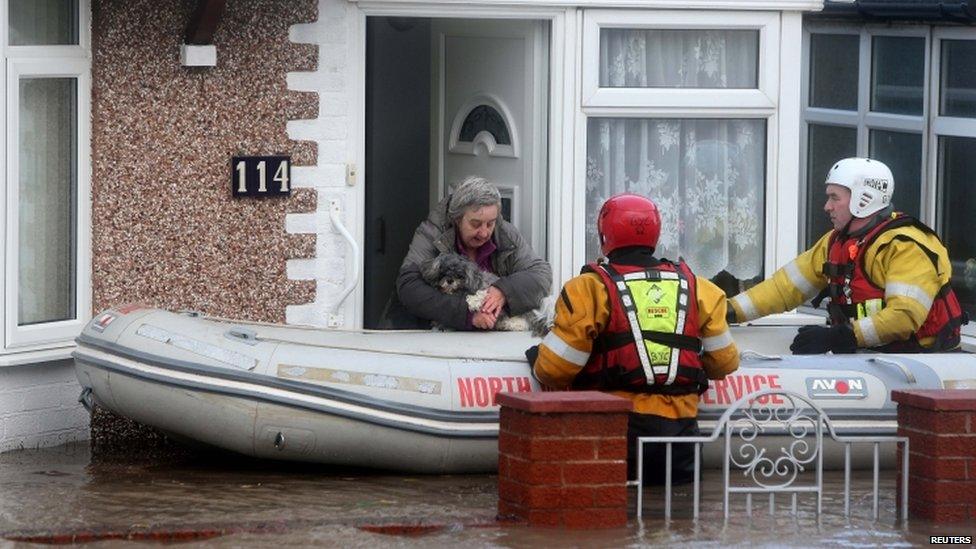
[597,193,661,256]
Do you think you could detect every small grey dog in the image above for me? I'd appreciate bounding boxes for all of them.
[420,253,551,335]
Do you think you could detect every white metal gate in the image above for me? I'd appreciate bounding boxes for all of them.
[632,389,909,520]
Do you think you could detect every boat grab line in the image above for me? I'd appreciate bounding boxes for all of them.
[75,335,499,423]
[73,348,499,439]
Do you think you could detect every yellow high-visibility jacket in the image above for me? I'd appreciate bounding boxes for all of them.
[729,223,954,349]
[533,270,739,419]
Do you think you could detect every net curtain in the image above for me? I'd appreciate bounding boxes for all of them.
[585,29,765,281]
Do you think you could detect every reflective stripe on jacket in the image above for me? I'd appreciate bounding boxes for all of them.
[730,213,961,350]
[822,214,966,351]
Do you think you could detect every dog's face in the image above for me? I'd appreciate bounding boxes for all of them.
[421,254,481,295]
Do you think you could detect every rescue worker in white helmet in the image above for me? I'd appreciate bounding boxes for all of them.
[526,194,739,485]
[728,157,968,353]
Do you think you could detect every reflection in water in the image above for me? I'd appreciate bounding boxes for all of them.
[0,444,969,547]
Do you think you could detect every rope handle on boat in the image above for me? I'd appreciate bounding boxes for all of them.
[867,357,917,384]
[739,350,782,361]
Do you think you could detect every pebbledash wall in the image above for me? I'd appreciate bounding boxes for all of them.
[1,0,360,452]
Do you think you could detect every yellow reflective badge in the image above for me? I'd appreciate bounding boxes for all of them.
[627,278,681,366]
[856,298,884,319]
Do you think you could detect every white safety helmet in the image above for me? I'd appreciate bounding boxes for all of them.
[824,157,894,218]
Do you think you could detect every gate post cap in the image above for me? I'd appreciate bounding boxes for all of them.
[496,391,632,413]
[892,389,976,411]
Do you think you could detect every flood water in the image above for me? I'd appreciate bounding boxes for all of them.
[0,443,971,547]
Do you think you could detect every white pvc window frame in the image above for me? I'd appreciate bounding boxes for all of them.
[577,9,798,286]
[581,9,780,110]
[930,27,976,339]
[800,23,931,246]
[2,0,92,353]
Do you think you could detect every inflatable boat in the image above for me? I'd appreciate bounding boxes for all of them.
[72,306,976,473]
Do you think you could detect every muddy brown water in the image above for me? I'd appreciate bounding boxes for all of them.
[0,443,971,547]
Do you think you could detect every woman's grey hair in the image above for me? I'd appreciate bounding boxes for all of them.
[447,176,502,223]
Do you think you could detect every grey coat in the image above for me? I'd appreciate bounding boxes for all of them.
[395,195,552,330]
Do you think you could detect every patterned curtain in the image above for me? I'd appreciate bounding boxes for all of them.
[585,30,765,282]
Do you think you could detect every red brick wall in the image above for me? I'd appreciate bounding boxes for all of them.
[496,392,632,529]
[893,389,976,523]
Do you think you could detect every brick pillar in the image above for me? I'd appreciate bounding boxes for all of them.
[496,391,632,529]
[892,389,976,523]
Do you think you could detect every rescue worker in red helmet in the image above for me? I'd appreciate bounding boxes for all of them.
[526,194,739,485]
[728,157,967,353]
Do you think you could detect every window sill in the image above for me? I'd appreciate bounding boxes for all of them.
[0,345,75,368]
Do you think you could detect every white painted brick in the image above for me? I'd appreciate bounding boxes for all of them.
[285,302,323,326]
[317,93,349,116]
[5,409,78,438]
[0,361,92,453]
[20,385,64,412]
[287,258,317,281]
[316,235,347,260]
[1,427,87,453]
[285,212,318,234]
[291,164,348,189]
[60,383,84,407]
[320,0,351,19]
[316,140,348,163]
[291,165,326,188]
[288,71,345,93]
[315,20,351,45]
[318,164,348,186]
[289,117,349,142]
[317,47,349,72]
[0,391,25,415]
[287,119,318,141]
[289,22,324,45]
[0,359,76,386]
[286,71,321,93]
[284,0,358,327]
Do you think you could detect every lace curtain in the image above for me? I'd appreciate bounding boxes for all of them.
[599,29,758,88]
[585,29,766,282]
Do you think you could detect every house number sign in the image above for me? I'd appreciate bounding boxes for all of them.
[232,156,291,197]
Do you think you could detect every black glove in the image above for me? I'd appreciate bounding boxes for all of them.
[725,303,738,324]
[790,324,857,355]
[525,344,540,367]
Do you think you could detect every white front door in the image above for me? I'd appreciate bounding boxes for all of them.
[431,19,549,253]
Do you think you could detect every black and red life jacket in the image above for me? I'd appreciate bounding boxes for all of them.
[818,212,968,352]
[571,259,707,395]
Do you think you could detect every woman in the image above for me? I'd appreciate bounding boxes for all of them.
[393,176,551,330]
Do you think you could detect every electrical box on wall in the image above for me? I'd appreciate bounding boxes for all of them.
[180,44,217,67]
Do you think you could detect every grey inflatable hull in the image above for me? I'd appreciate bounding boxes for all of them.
[72,307,976,473]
